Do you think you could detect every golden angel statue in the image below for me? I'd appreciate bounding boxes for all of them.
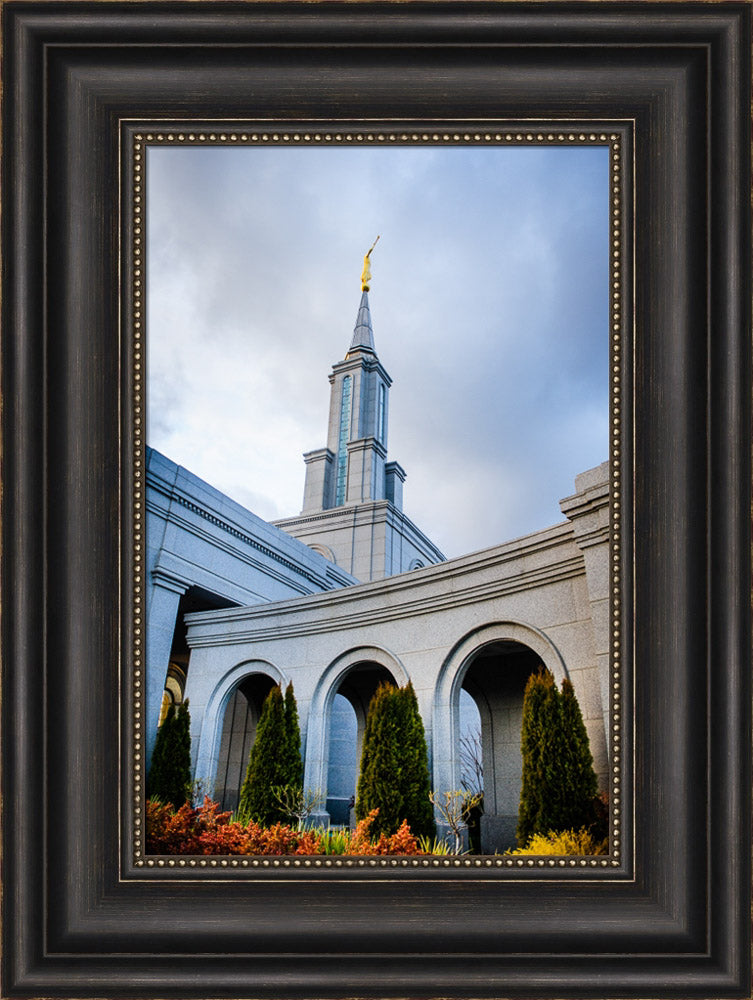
[360,235,380,291]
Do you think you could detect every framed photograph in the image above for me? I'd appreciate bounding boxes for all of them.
[143,133,618,864]
[3,3,750,998]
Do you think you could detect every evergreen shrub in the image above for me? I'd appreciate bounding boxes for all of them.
[238,682,305,826]
[239,685,287,825]
[282,681,304,789]
[147,700,192,808]
[356,681,435,840]
[517,669,600,847]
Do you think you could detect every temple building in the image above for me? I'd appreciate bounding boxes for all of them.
[273,285,444,580]
[145,254,610,851]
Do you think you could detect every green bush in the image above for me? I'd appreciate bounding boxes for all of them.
[147,700,192,808]
[517,669,600,847]
[356,682,435,840]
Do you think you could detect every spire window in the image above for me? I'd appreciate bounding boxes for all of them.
[377,383,386,443]
[335,376,352,505]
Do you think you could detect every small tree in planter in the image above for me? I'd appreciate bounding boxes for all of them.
[272,785,326,830]
[429,789,482,853]
[147,699,192,808]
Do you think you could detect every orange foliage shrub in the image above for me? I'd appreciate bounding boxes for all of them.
[146,798,423,856]
[146,800,204,854]
[380,819,422,855]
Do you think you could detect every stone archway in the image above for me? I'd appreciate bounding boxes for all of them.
[433,621,567,852]
[192,659,286,806]
[303,645,409,824]
[213,673,280,811]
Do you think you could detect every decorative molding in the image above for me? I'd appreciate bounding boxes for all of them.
[147,475,349,591]
[346,436,388,459]
[275,497,447,563]
[150,568,189,595]
[302,447,334,466]
[185,552,587,646]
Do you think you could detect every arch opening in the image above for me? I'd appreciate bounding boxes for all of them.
[325,661,397,826]
[214,672,277,812]
[457,639,543,853]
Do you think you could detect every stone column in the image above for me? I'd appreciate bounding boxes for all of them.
[301,448,335,513]
[559,462,611,782]
[346,437,387,504]
[146,570,187,767]
[385,461,406,511]
[431,689,460,845]
[302,700,331,826]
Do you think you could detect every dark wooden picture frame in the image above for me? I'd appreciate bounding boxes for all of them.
[2,3,751,997]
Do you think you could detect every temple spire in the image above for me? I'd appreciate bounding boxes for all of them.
[348,290,375,355]
[349,239,380,356]
[274,251,445,580]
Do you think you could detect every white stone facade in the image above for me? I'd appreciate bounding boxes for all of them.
[146,290,610,852]
[182,462,609,852]
[145,448,356,765]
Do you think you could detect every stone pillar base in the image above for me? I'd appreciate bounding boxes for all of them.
[480,814,518,854]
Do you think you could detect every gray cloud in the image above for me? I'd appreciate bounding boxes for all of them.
[147,144,609,558]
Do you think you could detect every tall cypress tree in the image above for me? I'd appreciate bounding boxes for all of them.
[239,685,288,825]
[356,682,400,836]
[356,682,435,840]
[395,683,436,840]
[558,677,598,831]
[517,670,599,847]
[517,668,558,846]
[147,700,192,808]
[282,681,303,789]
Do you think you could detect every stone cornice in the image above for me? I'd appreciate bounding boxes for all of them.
[274,500,390,530]
[303,447,334,465]
[559,477,609,521]
[146,479,353,592]
[273,498,446,562]
[151,568,190,595]
[186,554,585,646]
[570,523,610,550]
[147,501,321,596]
[329,354,392,386]
[559,473,610,550]
[185,521,584,646]
[346,436,388,460]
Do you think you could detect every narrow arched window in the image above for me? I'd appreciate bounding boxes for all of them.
[376,383,386,443]
[335,376,352,505]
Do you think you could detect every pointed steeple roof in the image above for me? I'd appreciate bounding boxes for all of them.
[347,290,376,356]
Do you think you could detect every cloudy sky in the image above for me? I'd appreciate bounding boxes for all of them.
[147,143,609,559]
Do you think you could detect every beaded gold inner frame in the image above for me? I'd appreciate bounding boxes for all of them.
[127,120,633,876]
